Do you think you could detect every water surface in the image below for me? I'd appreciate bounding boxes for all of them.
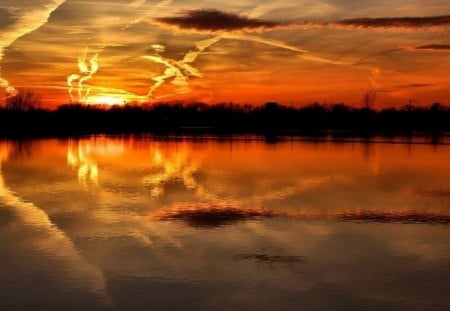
[0,136,449,310]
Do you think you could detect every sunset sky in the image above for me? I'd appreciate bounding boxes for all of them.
[1,0,450,108]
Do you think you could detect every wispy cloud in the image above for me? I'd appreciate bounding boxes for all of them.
[0,0,66,96]
[128,0,147,8]
[335,15,450,29]
[122,0,172,30]
[353,48,405,65]
[415,44,450,50]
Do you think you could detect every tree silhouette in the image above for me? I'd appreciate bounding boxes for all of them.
[361,91,377,109]
[5,89,40,112]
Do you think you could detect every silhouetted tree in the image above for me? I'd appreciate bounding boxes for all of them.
[430,102,444,113]
[5,89,40,112]
[361,91,377,109]
[1,100,450,136]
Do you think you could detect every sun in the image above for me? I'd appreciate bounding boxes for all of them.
[87,95,127,106]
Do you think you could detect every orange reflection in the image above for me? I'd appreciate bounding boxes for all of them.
[2,137,450,278]
[144,148,199,196]
[67,137,125,187]
[60,138,450,218]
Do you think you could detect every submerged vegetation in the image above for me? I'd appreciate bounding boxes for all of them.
[0,98,450,137]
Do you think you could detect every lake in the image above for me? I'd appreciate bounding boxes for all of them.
[0,136,449,310]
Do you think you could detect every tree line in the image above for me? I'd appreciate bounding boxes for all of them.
[1,90,449,137]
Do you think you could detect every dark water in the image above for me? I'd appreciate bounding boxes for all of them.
[0,137,449,310]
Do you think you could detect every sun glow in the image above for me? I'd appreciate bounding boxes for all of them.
[86,95,127,106]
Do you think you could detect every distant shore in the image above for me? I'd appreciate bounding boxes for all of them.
[0,102,449,138]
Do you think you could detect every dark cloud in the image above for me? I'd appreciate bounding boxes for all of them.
[415,44,450,50]
[153,10,450,34]
[397,83,436,89]
[153,9,285,32]
[336,15,450,28]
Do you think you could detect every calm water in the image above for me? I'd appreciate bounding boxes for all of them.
[0,136,450,310]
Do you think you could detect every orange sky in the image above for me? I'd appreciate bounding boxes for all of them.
[1,1,450,108]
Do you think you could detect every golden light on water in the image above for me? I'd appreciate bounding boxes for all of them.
[144,149,199,197]
[67,138,124,187]
[67,140,99,186]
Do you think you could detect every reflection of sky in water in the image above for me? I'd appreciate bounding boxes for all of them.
[0,137,450,310]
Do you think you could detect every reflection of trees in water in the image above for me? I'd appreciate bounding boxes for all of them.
[6,140,38,161]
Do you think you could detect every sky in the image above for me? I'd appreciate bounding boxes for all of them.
[0,0,450,108]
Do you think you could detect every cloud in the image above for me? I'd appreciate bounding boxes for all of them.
[415,44,450,50]
[128,0,146,8]
[339,211,450,224]
[0,8,16,29]
[143,36,220,98]
[153,10,450,34]
[335,15,450,29]
[0,0,67,96]
[146,10,337,97]
[397,83,436,89]
[122,0,172,30]
[152,9,286,32]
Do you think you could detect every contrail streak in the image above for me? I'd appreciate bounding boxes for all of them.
[353,48,405,66]
[67,74,81,102]
[67,49,99,103]
[144,56,185,97]
[122,0,173,30]
[0,52,18,97]
[128,0,147,8]
[144,37,220,97]
[221,33,307,54]
[144,31,348,97]
[0,0,66,98]
[222,33,349,65]
[144,5,351,98]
